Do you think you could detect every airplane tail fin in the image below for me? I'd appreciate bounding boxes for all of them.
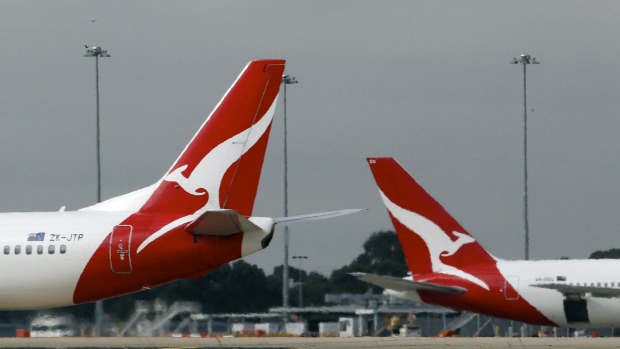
[141,59,285,216]
[84,60,285,215]
[366,157,495,276]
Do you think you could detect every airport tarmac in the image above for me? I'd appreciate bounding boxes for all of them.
[0,337,618,349]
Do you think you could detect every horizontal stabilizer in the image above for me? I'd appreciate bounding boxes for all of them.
[273,209,365,226]
[351,272,466,295]
[185,209,263,236]
[532,283,620,298]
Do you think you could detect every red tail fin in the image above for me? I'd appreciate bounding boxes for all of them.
[367,157,495,277]
[140,60,285,216]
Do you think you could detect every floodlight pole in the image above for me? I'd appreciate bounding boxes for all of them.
[510,54,539,261]
[281,75,298,310]
[84,46,110,203]
[84,45,110,336]
[292,256,308,307]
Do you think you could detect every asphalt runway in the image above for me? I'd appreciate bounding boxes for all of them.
[0,337,618,349]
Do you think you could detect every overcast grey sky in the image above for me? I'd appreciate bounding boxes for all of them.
[2,1,620,275]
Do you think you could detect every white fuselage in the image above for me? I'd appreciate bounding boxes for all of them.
[497,259,620,327]
[0,211,124,308]
[0,210,274,310]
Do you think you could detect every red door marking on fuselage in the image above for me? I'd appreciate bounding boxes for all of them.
[110,225,132,274]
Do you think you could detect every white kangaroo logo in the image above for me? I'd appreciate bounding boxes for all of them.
[379,190,490,290]
[164,99,277,212]
[137,99,277,255]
